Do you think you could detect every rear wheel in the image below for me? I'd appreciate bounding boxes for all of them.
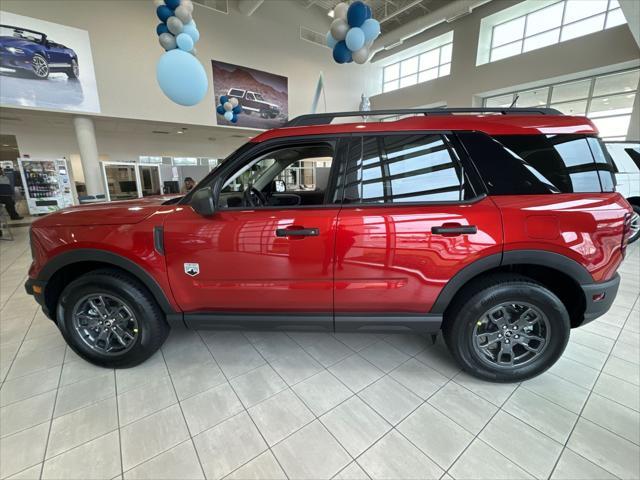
[57,269,169,368]
[32,54,49,79]
[443,274,570,382]
[66,59,79,79]
[628,205,640,244]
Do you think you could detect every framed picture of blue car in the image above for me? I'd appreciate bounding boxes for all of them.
[0,11,100,113]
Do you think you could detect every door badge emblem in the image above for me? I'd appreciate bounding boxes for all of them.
[184,263,200,277]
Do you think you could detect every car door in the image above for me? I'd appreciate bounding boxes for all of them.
[163,138,345,330]
[333,133,502,331]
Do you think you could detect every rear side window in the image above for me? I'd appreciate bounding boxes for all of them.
[458,133,614,194]
[339,134,475,204]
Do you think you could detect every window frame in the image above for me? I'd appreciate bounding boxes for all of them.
[336,132,486,208]
[487,0,624,63]
[482,68,639,141]
[185,135,350,211]
[382,41,453,94]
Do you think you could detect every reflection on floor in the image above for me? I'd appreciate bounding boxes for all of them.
[1,226,638,480]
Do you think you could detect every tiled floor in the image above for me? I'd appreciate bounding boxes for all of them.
[1,224,639,480]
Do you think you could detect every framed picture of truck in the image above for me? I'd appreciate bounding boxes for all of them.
[211,60,288,129]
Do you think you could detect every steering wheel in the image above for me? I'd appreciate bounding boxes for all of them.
[243,186,267,207]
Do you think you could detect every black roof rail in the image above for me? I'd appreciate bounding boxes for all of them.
[285,107,563,127]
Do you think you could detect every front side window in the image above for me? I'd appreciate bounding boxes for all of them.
[340,134,473,204]
[458,133,614,194]
[218,143,335,208]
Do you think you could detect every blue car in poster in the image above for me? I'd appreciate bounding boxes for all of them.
[0,25,79,80]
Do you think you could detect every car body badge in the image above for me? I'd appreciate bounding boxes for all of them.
[184,263,200,276]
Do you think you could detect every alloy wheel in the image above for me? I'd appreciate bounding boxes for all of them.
[630,211,640,242]
[472,302,549,368]
[72,59,79,77]
[72,294,139,355]
[32,55,49,78]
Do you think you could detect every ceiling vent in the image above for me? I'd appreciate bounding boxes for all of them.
[0,116,21,122]
[300,27,328,48]
[193,0,228,14]
[230,134,247,138]
[152,130,170,134]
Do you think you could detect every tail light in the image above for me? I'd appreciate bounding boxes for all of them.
[622,212,632,256]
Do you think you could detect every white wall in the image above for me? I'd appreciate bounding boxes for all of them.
[0,0,377,125]
[370,0,640,121]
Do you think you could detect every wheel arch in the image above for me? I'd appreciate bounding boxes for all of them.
[39,249,178,321]
[432,250,591,328]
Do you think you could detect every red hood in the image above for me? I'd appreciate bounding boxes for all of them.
[32,196,180,227]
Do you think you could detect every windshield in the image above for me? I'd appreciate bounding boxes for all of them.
[0,26,44,43]
[254,93,265,101]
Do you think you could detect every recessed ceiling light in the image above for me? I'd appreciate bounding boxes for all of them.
[177,130,184,134]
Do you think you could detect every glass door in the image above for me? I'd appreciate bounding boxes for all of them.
[139,165,162,197]
[101,162,141,201]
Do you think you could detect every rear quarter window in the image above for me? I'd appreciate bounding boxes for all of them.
[457,133,614,194]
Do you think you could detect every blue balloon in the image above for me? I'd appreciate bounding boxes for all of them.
[347,1,368,28]
[156,49,208,106]
[232,105,242,114]
[361,18,380,42]
[182,22,200,43]
[333,41,352,64]
[156,23,169,36]
[157,5,173,22]
[216,105,225,115]
[223,111,234,121]
[166,0,181,9]
[220,95,229,104]
[345,27,365,51]
[176,32,193,51]
[231,114,238,124]
[326,31,337,49]
[365,4,372,19]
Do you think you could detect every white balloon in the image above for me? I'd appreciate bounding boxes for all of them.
[229,97,239,107]
[174,5,192,24]
[153,0,165,7]
[352,45,370,64]
[223,101,233,112]
[191,47,197,56]
[167,16,184,35]
[365,39,374,48]
[180,0,194,12]
[330,18,349,42]
[333,2,348,20]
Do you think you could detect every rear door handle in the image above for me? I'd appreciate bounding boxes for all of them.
[276,228,319,237]
[431,224,477,235]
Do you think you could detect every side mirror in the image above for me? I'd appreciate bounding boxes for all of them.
[191,187,216,217]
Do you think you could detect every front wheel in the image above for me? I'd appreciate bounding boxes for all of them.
[57,269,170,368]
[443,274,570,382]
[628,205,640,244]
[32,54,49,79]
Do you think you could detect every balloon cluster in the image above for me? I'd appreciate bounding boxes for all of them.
[216,95,243,124]
[154,0,208,106]
[326,1,380,64]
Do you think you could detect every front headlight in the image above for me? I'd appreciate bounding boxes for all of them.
[5,47,25,55]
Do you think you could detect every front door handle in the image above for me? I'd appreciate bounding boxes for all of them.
[431,224,477,236]
[276,227,319,237]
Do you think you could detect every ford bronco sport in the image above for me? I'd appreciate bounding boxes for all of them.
[25,108,633,382]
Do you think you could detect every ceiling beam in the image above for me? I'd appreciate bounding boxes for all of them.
[237,0,264,16]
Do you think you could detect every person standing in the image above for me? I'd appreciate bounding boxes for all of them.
[0,169,22,220]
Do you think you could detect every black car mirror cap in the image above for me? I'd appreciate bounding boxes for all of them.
[191,187,216,217]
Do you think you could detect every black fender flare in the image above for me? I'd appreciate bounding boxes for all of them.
[430,250,592,314]
[39,249,178,316]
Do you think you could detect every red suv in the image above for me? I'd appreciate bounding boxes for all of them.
[25,108,633,382]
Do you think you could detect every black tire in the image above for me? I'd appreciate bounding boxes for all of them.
[443,274,570,382]
[628,204,640,244]
[66,59,79,79]
[56,268,169,368]
[31,54,49,79]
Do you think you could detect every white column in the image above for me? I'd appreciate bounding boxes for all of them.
[73,116,104,197]
[627,86,640,141]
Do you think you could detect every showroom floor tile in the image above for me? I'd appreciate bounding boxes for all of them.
[1,226,639,480]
